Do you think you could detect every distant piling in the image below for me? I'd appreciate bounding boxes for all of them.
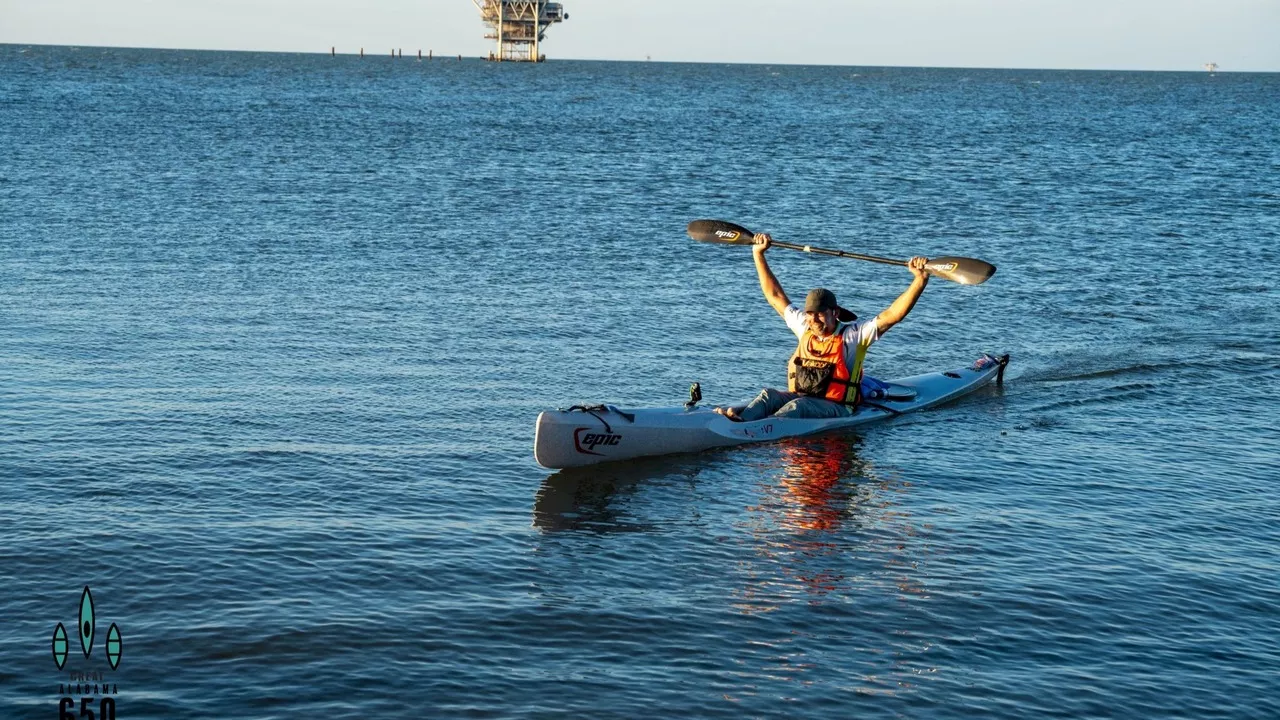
[360,48,364,58]
[331,46,335,57]
[429,50,433,60]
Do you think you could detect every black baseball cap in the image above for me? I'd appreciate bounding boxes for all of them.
[803,288,856,322]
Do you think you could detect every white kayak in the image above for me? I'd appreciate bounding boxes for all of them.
[534,353,1008,469]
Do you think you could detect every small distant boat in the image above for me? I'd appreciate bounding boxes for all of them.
[1204,62,1219,73]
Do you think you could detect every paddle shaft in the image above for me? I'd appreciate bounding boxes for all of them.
[685,219,997,285]
[768,240,907,268]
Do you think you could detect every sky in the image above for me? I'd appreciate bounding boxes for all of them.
[1,0,1277,71]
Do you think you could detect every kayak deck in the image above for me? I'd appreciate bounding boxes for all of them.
[534,354,1008,469]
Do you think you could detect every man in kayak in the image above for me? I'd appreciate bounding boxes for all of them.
[714,233,930,421]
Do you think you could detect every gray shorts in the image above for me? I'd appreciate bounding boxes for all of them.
[733,388,855,421]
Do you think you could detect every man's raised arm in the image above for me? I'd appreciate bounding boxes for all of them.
[753,234,790,318]
[875,256,930,335]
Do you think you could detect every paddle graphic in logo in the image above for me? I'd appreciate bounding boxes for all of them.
[52,623,69,670]
[79,586,95,659]
[105,624,123,670]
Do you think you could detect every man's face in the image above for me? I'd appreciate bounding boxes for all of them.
[805,309,837,336]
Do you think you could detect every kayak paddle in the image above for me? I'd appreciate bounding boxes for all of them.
[686,219,997,286]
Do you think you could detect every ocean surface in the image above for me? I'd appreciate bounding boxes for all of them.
[2,45,1278,719]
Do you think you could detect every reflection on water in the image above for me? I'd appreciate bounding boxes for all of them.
[532,453,712,532]
[728,434,940,697]
[530,434,954,699]
[773,434,879,534]
[741,433,933,604]
[736,435,884,611]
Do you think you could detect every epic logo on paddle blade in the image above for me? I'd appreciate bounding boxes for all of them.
[715,230,741,241]
[573,427,622,455]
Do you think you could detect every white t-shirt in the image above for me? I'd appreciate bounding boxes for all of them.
[784,304,879,368]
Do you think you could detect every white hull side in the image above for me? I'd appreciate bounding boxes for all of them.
[534,354,1007,469]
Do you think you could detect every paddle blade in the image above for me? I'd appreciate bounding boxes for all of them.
[687,219,757,246]
[925,256,997,285]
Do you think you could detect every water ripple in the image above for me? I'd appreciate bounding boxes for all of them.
[2,47,1278,718]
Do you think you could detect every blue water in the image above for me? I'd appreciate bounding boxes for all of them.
[2,45,1278,718]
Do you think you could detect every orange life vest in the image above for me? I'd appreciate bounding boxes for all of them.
[787,324,864,406]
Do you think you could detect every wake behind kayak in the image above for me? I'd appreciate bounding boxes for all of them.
[534,353,1009,469]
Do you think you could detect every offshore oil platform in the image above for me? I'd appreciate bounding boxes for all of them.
[472,1,569,62]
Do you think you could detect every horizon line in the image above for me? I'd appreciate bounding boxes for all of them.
[3,42,1273,74]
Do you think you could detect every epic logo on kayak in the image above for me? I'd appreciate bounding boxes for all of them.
[573,428,623,455]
